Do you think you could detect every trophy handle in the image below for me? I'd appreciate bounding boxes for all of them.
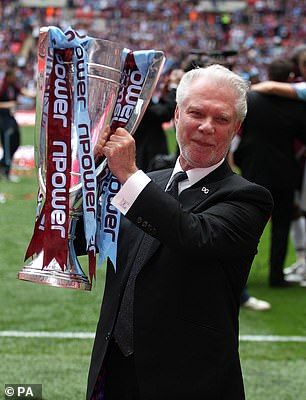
[124,51,165,135]
[95,51,166,179]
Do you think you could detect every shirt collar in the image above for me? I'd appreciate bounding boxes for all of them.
[167,157,225,192]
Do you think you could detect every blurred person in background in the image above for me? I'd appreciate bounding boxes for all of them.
[252,44,306,100]
[0,67,35,182]
[252,45,306,286]
[234,58,306,288]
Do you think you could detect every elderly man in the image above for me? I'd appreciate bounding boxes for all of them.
[85,65,273,400]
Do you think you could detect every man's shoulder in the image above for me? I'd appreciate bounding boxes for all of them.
[148,168,172,179]
[230,172,273,205]
[230,171,264,188]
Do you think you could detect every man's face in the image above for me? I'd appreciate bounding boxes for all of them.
[175,77,241,170]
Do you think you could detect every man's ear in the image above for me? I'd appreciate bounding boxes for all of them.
[234,121,242,136]
[174,105,179,126]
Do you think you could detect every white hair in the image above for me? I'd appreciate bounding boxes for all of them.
[176,64,249,121]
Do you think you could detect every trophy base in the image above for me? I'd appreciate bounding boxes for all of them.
[18,266,92,291]
[18,251,92,291]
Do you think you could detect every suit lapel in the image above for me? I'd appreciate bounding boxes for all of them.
[179,160,233,211]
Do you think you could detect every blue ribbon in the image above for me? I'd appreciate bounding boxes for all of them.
[96,49,155,271]
[96,168,121,270]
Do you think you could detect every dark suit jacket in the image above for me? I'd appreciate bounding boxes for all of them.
[86,161,273,400]
[234,91,306,191]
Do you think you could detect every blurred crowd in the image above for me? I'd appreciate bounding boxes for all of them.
[0,0,306,97]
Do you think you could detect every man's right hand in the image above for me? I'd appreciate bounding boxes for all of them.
[100,127,139,184]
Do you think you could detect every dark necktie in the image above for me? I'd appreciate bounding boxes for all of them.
[113,170,188,356]
[166,171,188,198]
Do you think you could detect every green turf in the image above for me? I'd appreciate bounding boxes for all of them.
[166,124,177,154]
[19,124,35,147]
[1,125,306,399]
[1,338,92,400]
[242,356,306,400]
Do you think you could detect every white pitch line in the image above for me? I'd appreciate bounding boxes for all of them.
[0,331,95,339]
[0,331,306,342]
[240,335,306,342]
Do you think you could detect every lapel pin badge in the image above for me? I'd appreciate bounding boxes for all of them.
[202,187,209,194]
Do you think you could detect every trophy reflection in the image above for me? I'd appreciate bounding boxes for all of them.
[18,27,165,290]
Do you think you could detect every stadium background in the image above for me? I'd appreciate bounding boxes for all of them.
[1,1,306,399]
[1,0,306,94]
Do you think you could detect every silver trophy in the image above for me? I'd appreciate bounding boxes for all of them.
[18,27,165,290]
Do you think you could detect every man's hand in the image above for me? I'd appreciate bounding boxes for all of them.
[94,125,110,166]
[98,127,139,184]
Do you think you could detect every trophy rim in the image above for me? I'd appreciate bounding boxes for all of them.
[39,26,127,49]
[18,266,92,291]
